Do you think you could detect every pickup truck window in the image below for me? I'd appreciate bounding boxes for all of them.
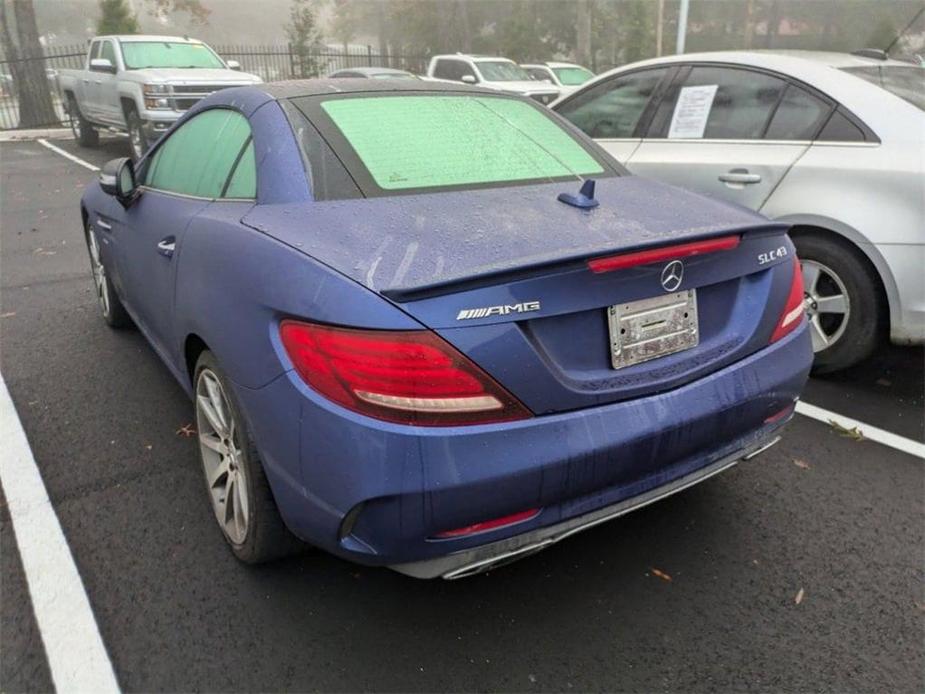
[121,42,224,70]
[100,40,117,67]
[88,41,101,63]
[145,109,255,199]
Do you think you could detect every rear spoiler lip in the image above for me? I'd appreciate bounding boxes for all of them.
[381,222,790,303]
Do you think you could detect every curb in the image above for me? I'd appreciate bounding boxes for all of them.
[0,128,71,142]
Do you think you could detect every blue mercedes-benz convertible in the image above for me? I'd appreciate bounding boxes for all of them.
[80,80,812,578]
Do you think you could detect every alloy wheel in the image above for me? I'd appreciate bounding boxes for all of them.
[87,227,110,318]
[801,259,850,353]
[129,121,144,160]
[196,369,250,545]
[70,110,81,140]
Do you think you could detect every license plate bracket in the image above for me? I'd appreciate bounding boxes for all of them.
[607,289,699,370]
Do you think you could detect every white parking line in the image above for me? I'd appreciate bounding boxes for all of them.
[0,375,120,692]
[36,138,99,172]
[796,401,925,459]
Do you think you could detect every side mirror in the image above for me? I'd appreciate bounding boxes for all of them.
[89,58,116,74]
[99,157,137,206]
[226,59,241,71]
[461,74,477,84]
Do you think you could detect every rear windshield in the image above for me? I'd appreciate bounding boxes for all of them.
[476,61,532,82]
[290,93,610,198]
[841,65,925,111]
[121,42,225,70]
[553,66,594,86]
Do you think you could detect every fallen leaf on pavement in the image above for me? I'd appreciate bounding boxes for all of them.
[792,458,811,470]
[175,424,197,437]
[651,567,672,582]
[795,587,805,605]
[828,420,864,441]
[0,312,15,318]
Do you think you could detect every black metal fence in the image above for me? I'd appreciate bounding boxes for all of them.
[0,44,86,130]
[0,43,428,130]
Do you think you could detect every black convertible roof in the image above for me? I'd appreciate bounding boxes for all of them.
[260,78,500,100]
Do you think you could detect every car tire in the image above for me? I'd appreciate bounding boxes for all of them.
[194,351,303,563]
[792,233,883,374]
[125,106,148,162]
[84,223,132,328]
[68,95,99,148]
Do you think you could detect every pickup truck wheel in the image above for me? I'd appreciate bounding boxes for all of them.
[126,107,148,161]
[68,95,98,148]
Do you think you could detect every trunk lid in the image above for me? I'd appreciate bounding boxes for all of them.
[242,176,796,414]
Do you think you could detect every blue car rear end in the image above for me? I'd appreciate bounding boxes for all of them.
[81,80,812,577]
[235,178,810,578]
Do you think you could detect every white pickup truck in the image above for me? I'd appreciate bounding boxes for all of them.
[58,35,261,160]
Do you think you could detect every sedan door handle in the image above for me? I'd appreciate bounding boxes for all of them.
[156,237,176,258]
[719,169,762,185]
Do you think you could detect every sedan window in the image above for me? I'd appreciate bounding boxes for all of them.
[841,65,925,112]
[764,84,830,140]
[526,67,554,82]
[654,66,786,140]
[145,109,255,199]
[556,68,668,138]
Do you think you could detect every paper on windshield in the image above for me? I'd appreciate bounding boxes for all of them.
[668,85,718,139]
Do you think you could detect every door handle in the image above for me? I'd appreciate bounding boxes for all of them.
[719,169,762,185]
[156,237,176,258]
[95,218,112,231]
[82,79,90,84]
[93,79,102,85]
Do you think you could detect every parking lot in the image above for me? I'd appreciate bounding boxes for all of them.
[1,135,922,691]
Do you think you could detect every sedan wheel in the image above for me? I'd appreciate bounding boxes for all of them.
[84,224,131,328]
[801,259,850,353]
[196,368,250,545]
[87,227,110,319]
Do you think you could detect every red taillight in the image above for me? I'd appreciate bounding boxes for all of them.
[433,508,541,539]
[587,235,741,273]
[769,257,805,343]
[279,320,532,426]
[764,403,796,424]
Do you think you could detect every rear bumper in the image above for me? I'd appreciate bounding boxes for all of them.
[236,323,811,575]
[393,433,782,579]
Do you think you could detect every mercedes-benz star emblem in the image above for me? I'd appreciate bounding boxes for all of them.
[661,260,684,292]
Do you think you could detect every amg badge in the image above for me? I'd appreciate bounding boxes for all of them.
[456,301,541,321]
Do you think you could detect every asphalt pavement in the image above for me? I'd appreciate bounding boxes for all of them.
[1,135,922,692]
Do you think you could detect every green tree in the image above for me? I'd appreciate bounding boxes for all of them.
[97,0,140,34]
[286,0,322,77]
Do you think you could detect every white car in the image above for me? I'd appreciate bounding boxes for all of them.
[426,54,559,105]
[553,50,925,372]
[58,35,261,160]
[522,61,595,96]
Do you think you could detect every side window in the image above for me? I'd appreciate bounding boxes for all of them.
[527,67,552,82]
[88,41,101,64]
[765,84,830,140]
[145,109,256,199]
[99,40,117,67]
[653,66,786,140]
[816,108,866,142]
[434,59,475,82]
[556,68,668,139]
[433,59,458,81]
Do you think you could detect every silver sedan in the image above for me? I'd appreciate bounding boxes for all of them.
[553,50,924,372]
